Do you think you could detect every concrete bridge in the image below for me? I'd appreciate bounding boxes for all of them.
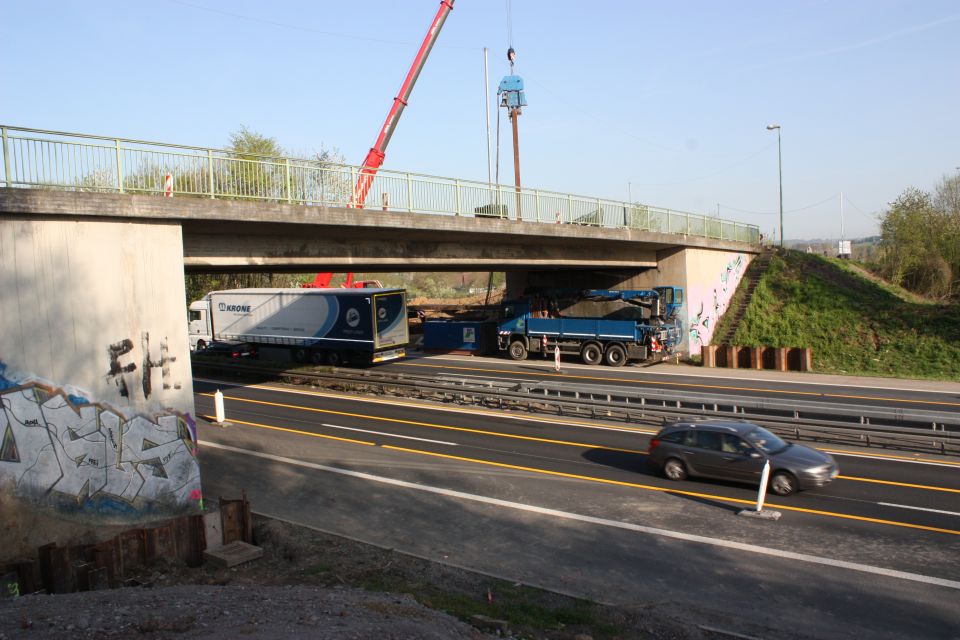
[0,126,759,524]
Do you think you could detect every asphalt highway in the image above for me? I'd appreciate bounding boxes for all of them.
[193,372,960,639]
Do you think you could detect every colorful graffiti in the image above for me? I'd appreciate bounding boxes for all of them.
[0,365,200,519]
[688,254,747,350]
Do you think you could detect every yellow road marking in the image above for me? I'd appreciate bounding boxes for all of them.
[397,362,960,408]
[202,381,954,471]
[382,445,960,536]
[203,380,659,435]
[200,391,960,493]
[837,475,960,494]
[818,447,960,467]
[198,392,642,454]
[201,411,960,536]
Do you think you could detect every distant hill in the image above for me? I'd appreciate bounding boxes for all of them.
[713,249,960,380]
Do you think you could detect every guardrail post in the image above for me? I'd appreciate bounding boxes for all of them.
[686,213,690,235]
[285,158,292,204]
[207,149,215,198]
[351,166,358,207]
[455,178,461,216]
[566,193,572,224]
[535,189,541,222]
[406,172,413,212]
[114,139,124,193]
[1,127,10,187]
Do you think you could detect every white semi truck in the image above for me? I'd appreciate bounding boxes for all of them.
[188,287,408,365]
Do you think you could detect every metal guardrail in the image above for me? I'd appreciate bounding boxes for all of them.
[192,361,960,456]
[1,125,760,243]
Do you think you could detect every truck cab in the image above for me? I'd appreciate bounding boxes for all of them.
[188,299,212,350]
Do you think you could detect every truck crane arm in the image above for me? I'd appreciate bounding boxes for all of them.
[352,0,455,209]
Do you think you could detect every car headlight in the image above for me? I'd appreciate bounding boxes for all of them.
[804,464,832,476]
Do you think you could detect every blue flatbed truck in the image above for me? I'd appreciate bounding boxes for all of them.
[497,287,683,366]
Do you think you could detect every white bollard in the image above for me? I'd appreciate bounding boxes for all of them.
[164,172,173,197]
[738,458,781,519]
[756,459,771,512]
[214,389,225,424]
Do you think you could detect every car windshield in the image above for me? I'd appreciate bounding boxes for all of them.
[743,427,789,454]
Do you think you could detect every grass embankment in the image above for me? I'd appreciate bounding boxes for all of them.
[716,250,960,380]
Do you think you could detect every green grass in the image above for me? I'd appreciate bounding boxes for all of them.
[360,575,621,638]
[716,250,960,380]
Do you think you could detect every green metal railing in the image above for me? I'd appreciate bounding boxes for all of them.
[0,125,759,243]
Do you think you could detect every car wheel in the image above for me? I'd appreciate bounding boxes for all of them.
[508,340,528,361]
[770,471,798,496]
[663,458,688,481]
[604,343,627,367]
[195,340,206,352]
[580,343,602,365]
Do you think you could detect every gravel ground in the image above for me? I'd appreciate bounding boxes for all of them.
[0,585,486,639]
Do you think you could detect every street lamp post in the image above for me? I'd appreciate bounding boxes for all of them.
[767,124,783,247]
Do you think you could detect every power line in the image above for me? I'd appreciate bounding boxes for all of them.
[720,194,839,216]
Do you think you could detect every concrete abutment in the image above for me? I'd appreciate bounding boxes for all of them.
[0,214,200,557]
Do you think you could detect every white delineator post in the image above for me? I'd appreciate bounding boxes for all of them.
[164,172,173,197]
[756,459,771,512]
[214,389,225,424]
[738,459,781,520]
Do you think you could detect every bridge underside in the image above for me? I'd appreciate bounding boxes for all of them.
[180,219,659,272]
[0,189,752,273]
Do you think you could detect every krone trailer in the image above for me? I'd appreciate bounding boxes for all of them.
[188,288,408,365]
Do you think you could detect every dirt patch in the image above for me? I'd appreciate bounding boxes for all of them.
[1,515,731,640]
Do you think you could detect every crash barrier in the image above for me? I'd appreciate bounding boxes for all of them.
[191,361,959,456]
[702,345,813,372]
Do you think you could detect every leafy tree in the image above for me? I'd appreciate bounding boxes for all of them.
[879,180,960,300]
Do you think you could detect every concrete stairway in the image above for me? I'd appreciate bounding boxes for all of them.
[711,248,775,346]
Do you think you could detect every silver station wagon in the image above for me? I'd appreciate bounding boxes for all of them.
[648,420,839,496]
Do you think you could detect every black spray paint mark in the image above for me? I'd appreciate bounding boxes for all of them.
[107,339,137,397]
[141,333,177,399]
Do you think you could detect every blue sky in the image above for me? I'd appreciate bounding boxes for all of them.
[2,0,958,240]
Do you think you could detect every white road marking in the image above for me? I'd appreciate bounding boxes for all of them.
[879,503,960,517]
[200,439,960,592]
[194,377,657,435]
[320,423,457,446]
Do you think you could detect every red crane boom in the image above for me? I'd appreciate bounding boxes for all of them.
[352,0,455,208]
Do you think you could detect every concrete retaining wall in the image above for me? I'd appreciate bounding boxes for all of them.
[0,217,200,524]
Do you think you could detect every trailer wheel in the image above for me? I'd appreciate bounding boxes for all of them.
[605,343,627,367]
[310,350,325,365]
[326,350,343,367]
[293,347,309,363]
[508,340,528,361]
[580,342,602,365]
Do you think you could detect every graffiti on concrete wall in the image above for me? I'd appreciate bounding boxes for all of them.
[688,254,746,350]
[0,362,200,519]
